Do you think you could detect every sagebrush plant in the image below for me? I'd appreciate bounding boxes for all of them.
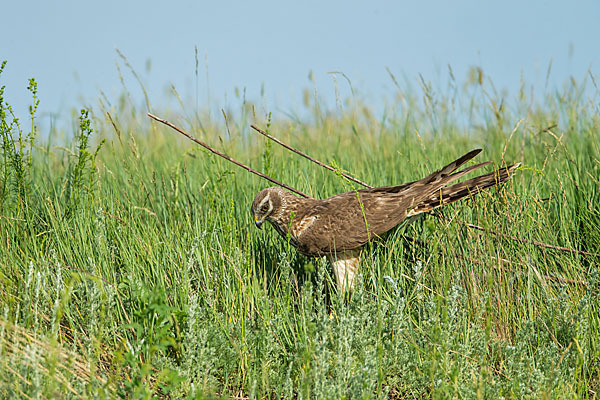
[0,58,599,399]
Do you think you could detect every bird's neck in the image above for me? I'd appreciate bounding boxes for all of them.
[267,193,304,235]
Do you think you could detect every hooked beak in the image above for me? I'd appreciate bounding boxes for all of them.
[254,215,263,229]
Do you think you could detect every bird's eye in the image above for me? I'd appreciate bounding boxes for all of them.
[261,204,269,213]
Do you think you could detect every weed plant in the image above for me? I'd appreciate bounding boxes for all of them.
[0,59,599,398]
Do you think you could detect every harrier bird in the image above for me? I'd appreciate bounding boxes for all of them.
[251,149,519,293]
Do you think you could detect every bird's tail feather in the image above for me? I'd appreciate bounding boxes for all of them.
[422,149,482,183]
[408,162,520,216]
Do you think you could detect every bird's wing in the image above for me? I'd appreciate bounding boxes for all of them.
[293,149,492,255]
[292,190,416,254]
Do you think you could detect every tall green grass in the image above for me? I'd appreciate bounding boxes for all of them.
[1,59,599,399]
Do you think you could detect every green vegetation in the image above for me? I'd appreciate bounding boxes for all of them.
[1,59,599,398]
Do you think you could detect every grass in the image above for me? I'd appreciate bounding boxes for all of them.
[1,59,599,399]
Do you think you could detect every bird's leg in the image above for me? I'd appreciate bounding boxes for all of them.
[327,250,361,294]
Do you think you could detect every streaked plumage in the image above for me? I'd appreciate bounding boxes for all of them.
[251,149,520,293]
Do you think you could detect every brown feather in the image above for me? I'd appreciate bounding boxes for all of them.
[408,162,520,215]
[252,151,519,258]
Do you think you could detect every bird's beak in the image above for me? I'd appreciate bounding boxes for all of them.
[254,215,263,229]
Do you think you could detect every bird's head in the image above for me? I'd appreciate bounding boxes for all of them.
[251,187,284,229]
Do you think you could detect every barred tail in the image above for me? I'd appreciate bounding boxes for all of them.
[409,162,520,215]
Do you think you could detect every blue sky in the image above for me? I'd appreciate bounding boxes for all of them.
[2,0,599,131]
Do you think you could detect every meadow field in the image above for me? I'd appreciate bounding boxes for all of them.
[1,60,599,398]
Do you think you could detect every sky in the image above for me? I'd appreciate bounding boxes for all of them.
[1,0,599,132]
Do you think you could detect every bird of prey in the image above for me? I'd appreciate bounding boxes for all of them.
[251,149,519,293]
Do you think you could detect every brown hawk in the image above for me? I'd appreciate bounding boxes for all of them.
[251,149,519,293]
